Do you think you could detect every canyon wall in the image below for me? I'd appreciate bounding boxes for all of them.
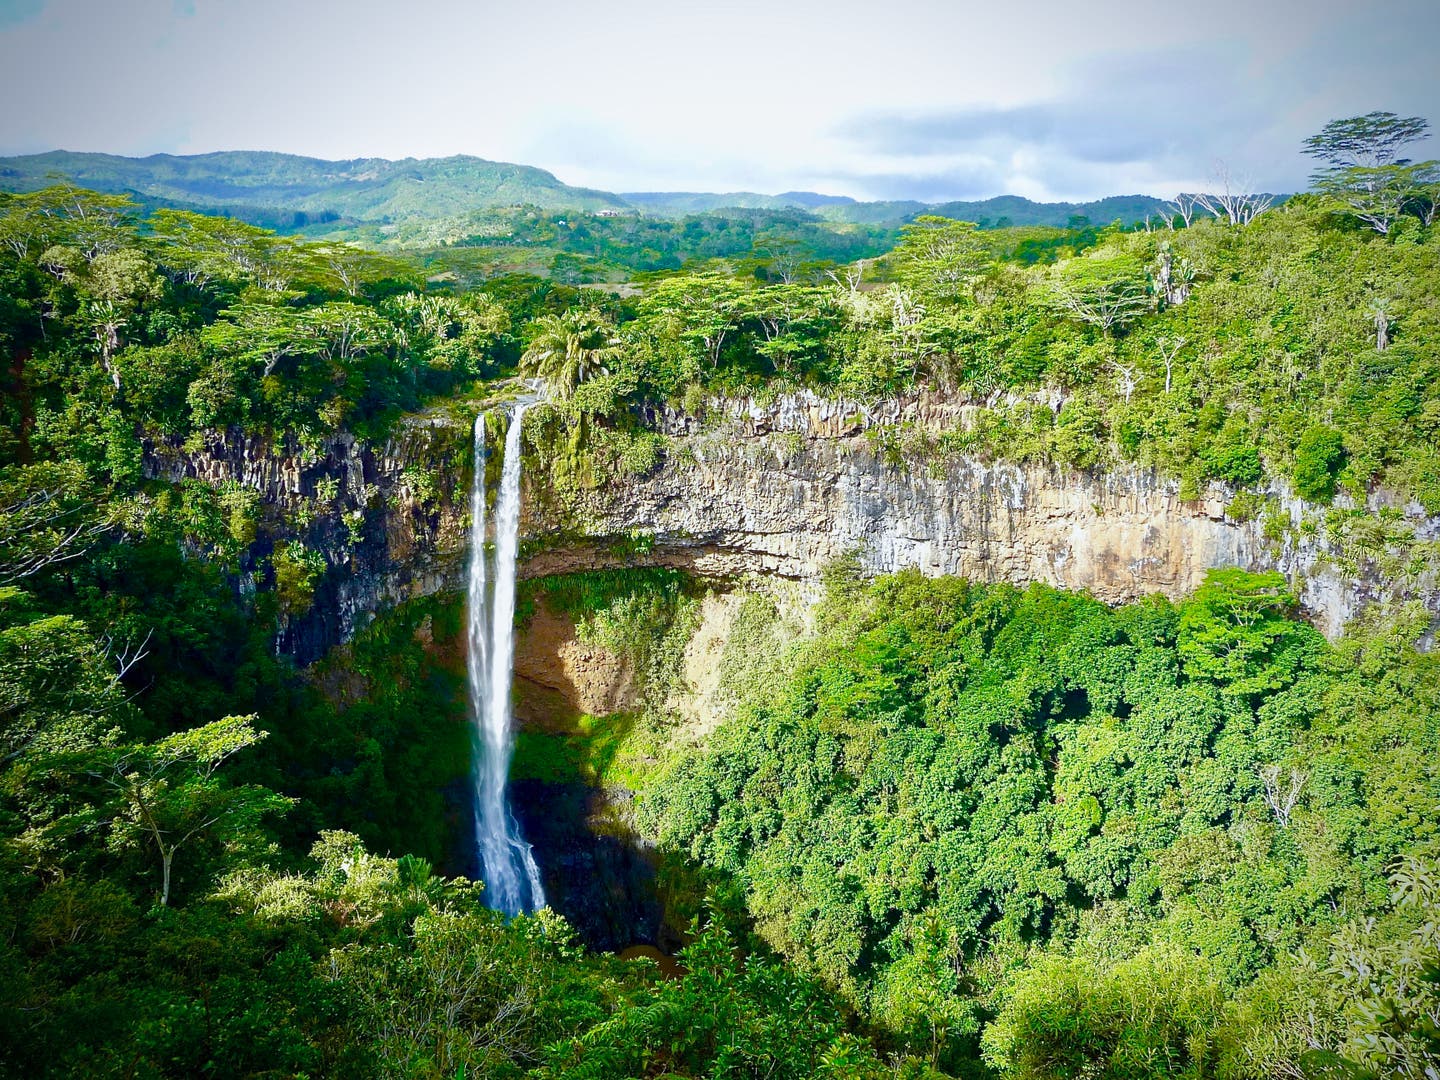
[144,391,1440,662]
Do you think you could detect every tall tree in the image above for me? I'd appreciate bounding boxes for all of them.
[90,715,291,906]
[1303,112,1436,233]
[1048,253,1152,337]
[889,215,992,301]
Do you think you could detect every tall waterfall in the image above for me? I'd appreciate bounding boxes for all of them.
[467,401,545,916]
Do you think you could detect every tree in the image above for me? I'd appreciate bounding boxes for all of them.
[386,291,509,376]
[1193,163,1275,226]
[0,185,136,262]
[1369,297,1393,351]
[304,242,416,297]
[1292,425,1347,501]
[1176,569,1315,698]
[752,229,813,285]
[1105,357,1140,403]
[1049,253,1152,336]
[91,715,291,906]
[732,285,837,377]
[1156,334,1188,394]
[1151,242,1195,308]
[519,309,619,400]
[1303,112,1437,233]
[297,302,395,370]
[1162,192,1206,229]
[149,208,310,291]
[0,461,110,585]
[0,599,123,771]
[1311,854,1440,1080]
[82,248,162,388]
[1304,112,1430,170]
[631,273,750,376]
[889,215,991,301]
[201,302,311,379]
[1406,163,1440,226]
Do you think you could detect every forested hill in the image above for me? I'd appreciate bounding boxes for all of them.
[0,148,1176,232]
[623,190,1180,227]
[0,150,631,227]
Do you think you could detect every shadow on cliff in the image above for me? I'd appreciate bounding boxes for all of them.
[510,779,677,953]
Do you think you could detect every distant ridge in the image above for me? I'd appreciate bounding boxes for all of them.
[0,149,1177,233]
[0,150,630,226]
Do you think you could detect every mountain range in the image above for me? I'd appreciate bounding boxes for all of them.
[0,149,1176,236]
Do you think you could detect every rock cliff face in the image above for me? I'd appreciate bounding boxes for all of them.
[143,391,1440,662]
[535,391,1438,641]
[144,418,473,664]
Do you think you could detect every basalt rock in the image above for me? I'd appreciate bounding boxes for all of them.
[143,391,1440,663]
[143,417,473,665]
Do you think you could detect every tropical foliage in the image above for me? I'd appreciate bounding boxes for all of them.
[0,113,1435,1078]
[643,569,1439,1077]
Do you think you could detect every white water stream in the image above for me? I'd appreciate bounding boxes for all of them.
[468,402,545,916]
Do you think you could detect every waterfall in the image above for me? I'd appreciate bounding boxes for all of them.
[468,401,545,916]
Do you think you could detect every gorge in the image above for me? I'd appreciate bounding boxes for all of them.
[6,140,1439,1078]
[135,387,1440,952]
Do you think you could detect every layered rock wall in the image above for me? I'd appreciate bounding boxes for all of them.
[143,392,1440,661]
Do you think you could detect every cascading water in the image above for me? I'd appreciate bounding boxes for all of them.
[467,400,545,916]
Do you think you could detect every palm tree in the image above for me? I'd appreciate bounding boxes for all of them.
[519,309,618,400]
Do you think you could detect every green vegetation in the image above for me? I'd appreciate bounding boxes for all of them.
[0,184,517,455]
[1303,112,1439,235]
[0,149,1174,237]
[642,568,1439,1077]
[399,205,897,282]
[0,113,1436,1077]
[521,568,700,706]
[571,198,1439,508]
[0,563,892,1075]
[0,150,631,226]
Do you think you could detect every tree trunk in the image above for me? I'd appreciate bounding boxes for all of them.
[161,850,172,907]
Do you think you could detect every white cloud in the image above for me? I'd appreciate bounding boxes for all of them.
[0,0,1436,201]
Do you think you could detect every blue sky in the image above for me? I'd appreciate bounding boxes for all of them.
[1,0,1436,202]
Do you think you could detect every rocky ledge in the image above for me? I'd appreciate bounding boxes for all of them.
[144,391,1440,662]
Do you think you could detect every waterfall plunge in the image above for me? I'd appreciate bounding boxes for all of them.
[468,402,545,916]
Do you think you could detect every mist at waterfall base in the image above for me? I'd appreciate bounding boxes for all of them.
[467,403,545,917]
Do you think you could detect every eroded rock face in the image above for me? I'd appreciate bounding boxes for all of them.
[143,392,1440,662]
[143,419,473,664]
[540,392,1438,641]
[512,600,637,727]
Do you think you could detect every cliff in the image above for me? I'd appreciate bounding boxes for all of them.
[143,391,1440,662]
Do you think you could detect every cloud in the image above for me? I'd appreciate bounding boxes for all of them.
[841,106,1167,166]
[0,0,1436,202]
[834,45,1270,199]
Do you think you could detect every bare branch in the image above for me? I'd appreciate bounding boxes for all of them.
[1194,163,1275,226]
[103,628,154,682]
[1259,764,1306,827]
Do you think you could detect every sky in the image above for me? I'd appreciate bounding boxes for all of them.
[1,0,1437,203]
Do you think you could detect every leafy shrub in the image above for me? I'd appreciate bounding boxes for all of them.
[1292,425,1347,502]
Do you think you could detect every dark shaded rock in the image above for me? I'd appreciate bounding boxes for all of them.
[508,779,665,952]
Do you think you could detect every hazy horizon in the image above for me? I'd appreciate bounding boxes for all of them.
[2,0,1437,204]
